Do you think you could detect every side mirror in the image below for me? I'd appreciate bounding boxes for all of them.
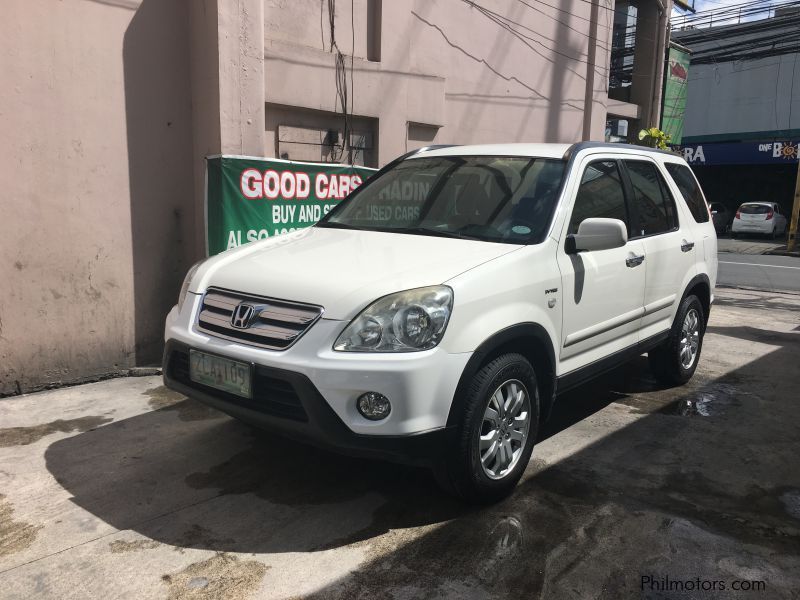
[565,218,628,253]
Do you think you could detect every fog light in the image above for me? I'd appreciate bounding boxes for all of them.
[357,392,391,420]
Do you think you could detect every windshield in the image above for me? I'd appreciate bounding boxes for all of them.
[318,156,567,244]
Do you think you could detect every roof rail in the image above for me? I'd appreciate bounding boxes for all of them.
[563,141,676,160]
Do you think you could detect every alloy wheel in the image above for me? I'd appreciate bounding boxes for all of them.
[478,379,531,480]
[679,308,701,369]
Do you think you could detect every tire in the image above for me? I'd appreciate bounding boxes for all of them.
[649,295,705,386]
[770,226,777,240]
[436,353,539,504]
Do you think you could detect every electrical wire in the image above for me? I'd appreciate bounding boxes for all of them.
[674,11,800,64]
[325,0,357,165]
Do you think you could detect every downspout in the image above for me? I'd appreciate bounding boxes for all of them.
[650,0,669,128]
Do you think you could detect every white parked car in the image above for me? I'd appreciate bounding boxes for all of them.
[731,202,788,239]
[164,142,717,503]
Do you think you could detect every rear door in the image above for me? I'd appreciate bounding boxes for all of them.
[556,156,647,373]
[621,159,697,341]
[664,161,717,292]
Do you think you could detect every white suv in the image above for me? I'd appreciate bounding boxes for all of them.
[163,142,717,503]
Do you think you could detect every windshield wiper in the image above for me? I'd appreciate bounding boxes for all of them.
[399,227,480,240]
[315,221,367,230]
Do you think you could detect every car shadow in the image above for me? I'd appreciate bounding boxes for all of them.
[300,324,800,598]
[43,357,668,555]
[44,324,798,566]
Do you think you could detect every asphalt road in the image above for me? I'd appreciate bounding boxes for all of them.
[718,252,800,292]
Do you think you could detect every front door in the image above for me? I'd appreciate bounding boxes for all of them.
[556,157,647,375]
[622,158,697,340]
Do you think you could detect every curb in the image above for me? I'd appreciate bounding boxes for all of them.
[0,367,163,399]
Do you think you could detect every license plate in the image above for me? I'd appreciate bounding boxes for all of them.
[189,350,252,398]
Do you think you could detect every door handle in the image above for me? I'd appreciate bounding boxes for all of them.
[681,240,695,252]
[626,254,645,268]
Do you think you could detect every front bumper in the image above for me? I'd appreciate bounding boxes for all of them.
[162,294,470,462]
[163,340,454,465]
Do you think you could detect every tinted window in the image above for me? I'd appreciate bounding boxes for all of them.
[665,163,709,222]
[740,204,771,214]
[321,156,566,244]
[626,161,678,236]
[568,160,628,234]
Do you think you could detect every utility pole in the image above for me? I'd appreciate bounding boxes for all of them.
[788,157,800,252]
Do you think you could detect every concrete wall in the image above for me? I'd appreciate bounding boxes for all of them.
[675,17,800,141]
[0,0,659,396]
[263,0,615,164]
[0,0,197,395]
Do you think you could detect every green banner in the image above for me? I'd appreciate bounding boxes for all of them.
[206,156,376,255]
[661,45,690,145]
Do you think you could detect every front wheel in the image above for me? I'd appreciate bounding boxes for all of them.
[649,295,706,385]
[436,353,539,504]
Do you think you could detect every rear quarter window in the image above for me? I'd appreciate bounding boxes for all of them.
[664,163,709,223]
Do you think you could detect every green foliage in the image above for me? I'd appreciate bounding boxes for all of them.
[637,127,672,150]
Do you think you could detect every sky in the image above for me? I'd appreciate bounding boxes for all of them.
[671,0,785,27]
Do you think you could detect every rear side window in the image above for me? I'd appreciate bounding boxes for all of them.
[665,163,709,223]
[568,160,629,234]
[740,204,771,214]
[625,160,678,237]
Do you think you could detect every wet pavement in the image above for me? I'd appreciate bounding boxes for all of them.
[1,288,799,599]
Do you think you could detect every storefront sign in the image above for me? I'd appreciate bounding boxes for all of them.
[661,45,690,145]
[675,141,799,166]
[206,155,376,255]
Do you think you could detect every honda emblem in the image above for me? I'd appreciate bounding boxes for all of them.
[231,303,257,329]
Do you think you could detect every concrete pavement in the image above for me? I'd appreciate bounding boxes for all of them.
[1,288,799,599]
[716,235,787,256]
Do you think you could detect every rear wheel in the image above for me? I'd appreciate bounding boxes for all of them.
[436,353,539,504]
[649,295,705,385]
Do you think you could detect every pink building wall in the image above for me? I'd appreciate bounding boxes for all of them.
[0,0,664,395]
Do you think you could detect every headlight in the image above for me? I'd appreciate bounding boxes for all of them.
[177,260,204,312]
[334,286,453,352]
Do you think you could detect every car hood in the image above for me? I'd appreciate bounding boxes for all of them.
[193,227,521,320]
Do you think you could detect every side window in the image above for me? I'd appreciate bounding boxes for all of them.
[665,163,709,223]
[568,160,629,235]
[625,160,678,237]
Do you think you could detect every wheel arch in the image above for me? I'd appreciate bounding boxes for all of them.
[447,323,557,427]
[682,273,711,326]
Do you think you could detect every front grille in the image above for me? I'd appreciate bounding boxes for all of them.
[196,287,323,350]
[167,349,308,421]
